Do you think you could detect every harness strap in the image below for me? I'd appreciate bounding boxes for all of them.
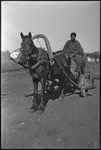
[31,60,43,70]
[54,57,79,88]
[57,54,68,67]
[53,51,66,57]
[31,48,49,70]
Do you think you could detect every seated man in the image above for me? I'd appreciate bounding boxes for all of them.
[63,32,87,75]
[63,32,85,56]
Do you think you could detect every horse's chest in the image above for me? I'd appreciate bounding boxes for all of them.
[30,65,47,80]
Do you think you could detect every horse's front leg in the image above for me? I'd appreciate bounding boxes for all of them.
[38,77,46,114]
[30,78,38,112]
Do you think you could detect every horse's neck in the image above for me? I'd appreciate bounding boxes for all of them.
[30,45,38,57]
[28,45,38,64]
[30,45,49,61]
[32,45,38,55]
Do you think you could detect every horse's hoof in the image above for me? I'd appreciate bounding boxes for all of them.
[30,105,38,112]
[37,106,45,114]
[59,96,64,102]
[30,108,37,113]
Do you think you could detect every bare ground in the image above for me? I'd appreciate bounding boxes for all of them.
[1,70,100,149]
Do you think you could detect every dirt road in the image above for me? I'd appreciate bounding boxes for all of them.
[1,70,100,149]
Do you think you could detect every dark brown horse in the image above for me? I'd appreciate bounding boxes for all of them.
[17,32,72,113]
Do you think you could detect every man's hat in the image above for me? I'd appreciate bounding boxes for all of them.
[71,32,76,36]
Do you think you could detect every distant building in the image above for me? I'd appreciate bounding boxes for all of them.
[86,51,100,62]
[96,58,99,62]
[87,57,95,62]
[6,50,10,53]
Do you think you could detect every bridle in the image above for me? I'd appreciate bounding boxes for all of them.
[21,39,35,60]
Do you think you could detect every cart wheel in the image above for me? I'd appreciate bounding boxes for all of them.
[46,81,54,94]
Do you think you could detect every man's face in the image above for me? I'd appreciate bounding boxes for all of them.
[71,35,76,41]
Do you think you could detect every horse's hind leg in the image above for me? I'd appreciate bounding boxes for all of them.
[30,79,38,112]
[59,76,65,101]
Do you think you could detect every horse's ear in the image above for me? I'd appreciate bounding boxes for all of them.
[20,32,24,39]
[29,32,32,39]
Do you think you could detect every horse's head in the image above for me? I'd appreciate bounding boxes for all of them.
[17,32,35,65]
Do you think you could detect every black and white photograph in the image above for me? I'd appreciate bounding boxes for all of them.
[1,1,100,149]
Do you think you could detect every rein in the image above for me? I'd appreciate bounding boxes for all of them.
[11,45,78,86]
[13,42,78,87]
[54,51,66,57]
[10,48,21,54]
[29,49,71,70]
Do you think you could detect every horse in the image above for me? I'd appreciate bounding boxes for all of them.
[17,32,73,113]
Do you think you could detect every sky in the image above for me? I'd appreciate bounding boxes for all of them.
[1,1,100,53]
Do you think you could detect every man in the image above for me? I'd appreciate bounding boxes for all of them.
[63,32,85,56]
[63,32,87,74]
